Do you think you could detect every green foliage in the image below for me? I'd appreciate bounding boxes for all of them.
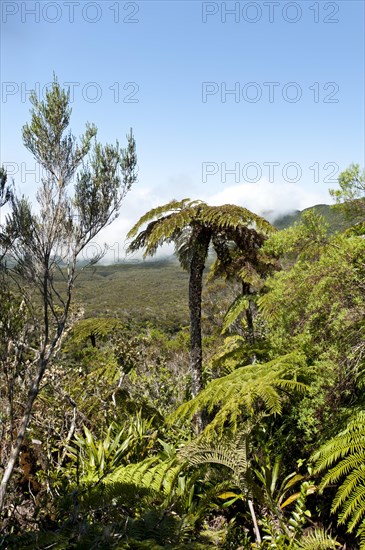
[106,456,181,497]
[312,411,365,546]
[180,431,250,493]
[222,295,250,333]
[263,209,330,261]
[273,203,352,234]
[330,163,365,220]
[66,424,133,480]
[294,528,339,550]
[253,457,306,512]
[169,352,308,437]
[65,413,159,483]
[68,317,124,345]
[260,480,316,549]
[127,199,274,272]
[260,231,365,359]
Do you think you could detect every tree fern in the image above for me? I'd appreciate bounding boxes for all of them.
[169,351,307,438]
[127,199,275,417]
[312,410,365,546]
[67,317,124,346]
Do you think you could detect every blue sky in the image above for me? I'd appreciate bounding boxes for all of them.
[1,0,364,259]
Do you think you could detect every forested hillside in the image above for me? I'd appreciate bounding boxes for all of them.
[272,203,354,232]
[1,81,365,550]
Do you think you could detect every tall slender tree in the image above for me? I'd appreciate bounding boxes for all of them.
[0,78,137,512]
[127,199,273,424]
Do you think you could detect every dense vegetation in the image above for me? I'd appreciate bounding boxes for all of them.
[1,82,365,549]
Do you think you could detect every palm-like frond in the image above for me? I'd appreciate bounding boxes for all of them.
[127,207,200,259]
[69,317,124,345]
[312,411,365,544]
[127,198,195,238]
[169,352,307,437]
[199,204,273,235]
[127,200,275,259]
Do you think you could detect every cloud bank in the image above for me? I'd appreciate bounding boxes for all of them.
[89,178,330,264]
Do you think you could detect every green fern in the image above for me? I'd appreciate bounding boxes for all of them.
[294,528,339,549]
[222,295,250,333]
[127,199,275,407]
[169,351,308,437]
[127,199,274,263]
[312,410,365,547]
[207,334,248,376]
[68,317,124,345]
[106,456,182,497]
[179,431,250,491]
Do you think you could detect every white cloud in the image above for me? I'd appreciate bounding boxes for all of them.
[89,178,330,264]
[205,178,330,222]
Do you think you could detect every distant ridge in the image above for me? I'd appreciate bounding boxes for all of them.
[272,203,352,233]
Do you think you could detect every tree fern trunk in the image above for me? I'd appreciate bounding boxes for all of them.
[189,227,211,432]
[242,282,256,364]
[189,258,204,398]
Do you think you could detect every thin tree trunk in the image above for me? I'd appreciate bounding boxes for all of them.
[189,227,211,433]
[189,256,204,399]
[0,356,47,512]
[0,293,72,512]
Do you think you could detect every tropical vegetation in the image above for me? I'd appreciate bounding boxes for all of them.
[1,81,365,549]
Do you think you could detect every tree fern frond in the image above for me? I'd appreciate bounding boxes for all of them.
[338,483,365,529]
[258,292,281,323]
[320,455,365,497]
[179,432,250,492]
[313,415,365,476]
[106,457,182,497]
[294,528,339,549]
[222,295,249,333]
[199,204,274,235]
[126,198,194,238]
[312,411,365,544]
[208,335,247,375]
[69,317,124,344]
[168,352,307,438]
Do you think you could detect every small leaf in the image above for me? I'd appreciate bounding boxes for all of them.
[218,491,242,499]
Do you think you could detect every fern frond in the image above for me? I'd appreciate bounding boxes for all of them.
[169,351,307,438]
[294,528,339,549]
[127,198,194,238]
[179,432,249,492]
[258,292,281,323]
[312,411,365,544]
[222,295,249,333]
[338,481,365,529]
[199,204,274,235]
[106,457,182,496]
[69,317,124,344]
